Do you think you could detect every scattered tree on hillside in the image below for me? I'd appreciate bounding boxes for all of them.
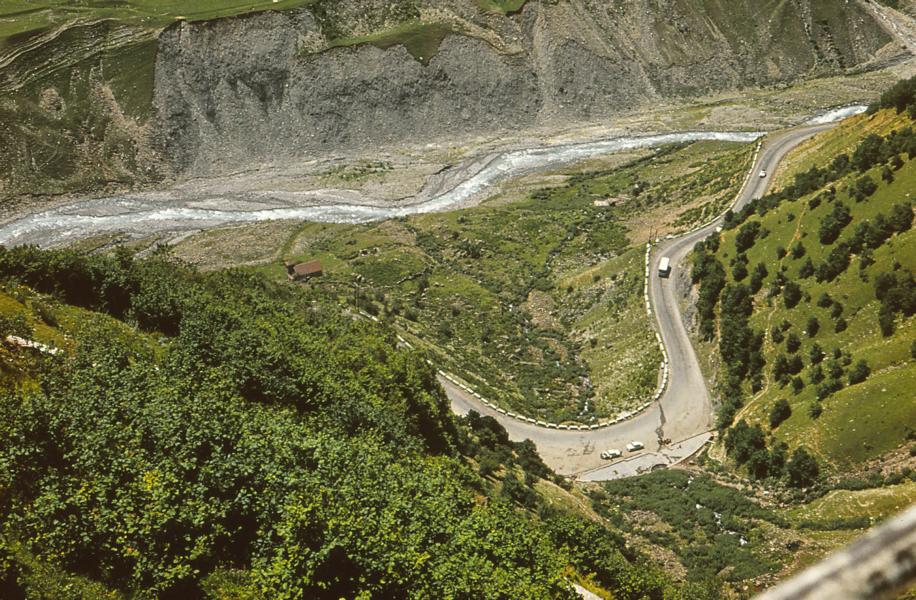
[881,166,894,184]
[786,333,801,354]
[816,377,844,400]
[783,282,802,309]
[806,316,820,337]
[852,134,886,172]
[799,258,815,279]
[874,270,916,336]
[819,202,852,244]
[749,263,768,293]
[692,236,728,340]
[808,402,823,419]
[850,175,878,202]
[725,420,766,465]
[848,360,871,385]
[869,75,916,114]
[770,325,785,344]
[787,448,820,488]
[769,399,791,429]
[809,344,824,365]
[809,364,825,385]
[732,262,748,281]
[773,355,790,385]
[815,242,852,283]
[735,221,761,253]
[889,201,913,233]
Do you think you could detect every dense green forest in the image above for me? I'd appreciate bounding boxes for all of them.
[0,247,721,598]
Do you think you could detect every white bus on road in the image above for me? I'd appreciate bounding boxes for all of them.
[658,257,671,278]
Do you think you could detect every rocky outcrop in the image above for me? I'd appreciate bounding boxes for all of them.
[154,0,895,175]
[155,11,540,175]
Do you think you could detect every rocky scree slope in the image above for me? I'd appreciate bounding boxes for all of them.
[156,0,894,176]
[0,0,899,197]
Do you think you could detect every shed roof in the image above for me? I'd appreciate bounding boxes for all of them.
[292,260,323,276]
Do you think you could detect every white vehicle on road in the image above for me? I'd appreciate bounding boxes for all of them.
[658,256,671,278]
[759,169,767,178]
[626,441,644,452]
[601,449,622,460]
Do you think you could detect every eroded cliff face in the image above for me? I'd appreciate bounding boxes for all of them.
[154,0,893,176]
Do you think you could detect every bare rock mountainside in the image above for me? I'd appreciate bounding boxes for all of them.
[0,0,902,195]
[156,0,891,174]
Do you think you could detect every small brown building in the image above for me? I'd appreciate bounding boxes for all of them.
[286,260,323,281]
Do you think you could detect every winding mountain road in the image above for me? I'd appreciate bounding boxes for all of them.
[0,104,854,478]
[446,122,842,478]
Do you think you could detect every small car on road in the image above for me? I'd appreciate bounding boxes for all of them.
[759,169,767,178]
[626,441,644,452]
[600,449,622,460]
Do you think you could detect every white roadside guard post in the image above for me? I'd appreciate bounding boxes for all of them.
[756,505,916,600]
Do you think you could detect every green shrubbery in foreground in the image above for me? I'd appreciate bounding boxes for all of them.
[0,246,708,599]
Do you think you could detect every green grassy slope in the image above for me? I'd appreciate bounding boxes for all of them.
[0,0,319,45]
[696,106,915,475]
[730,153,914,467]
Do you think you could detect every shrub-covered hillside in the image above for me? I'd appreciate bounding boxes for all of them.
[0,246,721,598]
[692,89,916,481]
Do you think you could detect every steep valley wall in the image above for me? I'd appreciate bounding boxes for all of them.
[154,0,894,176]
[0,0,902,198]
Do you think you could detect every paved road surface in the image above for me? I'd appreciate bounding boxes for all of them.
[446,123,839,478]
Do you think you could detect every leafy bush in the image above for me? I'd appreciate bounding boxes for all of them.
[0,249,601,599]
[598,471,782,584]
